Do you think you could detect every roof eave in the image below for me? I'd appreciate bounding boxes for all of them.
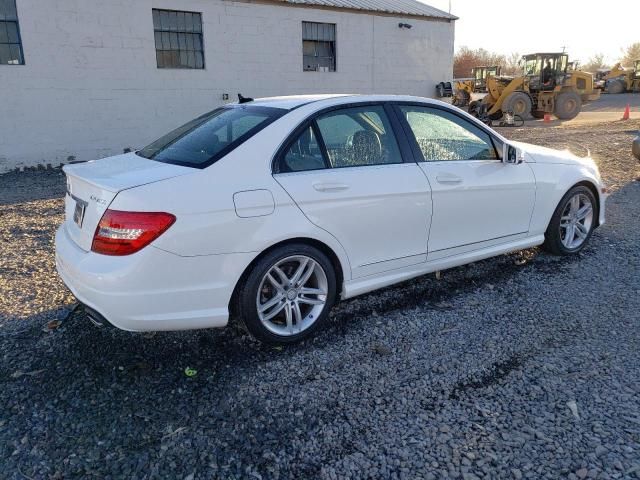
[241,0,458,22]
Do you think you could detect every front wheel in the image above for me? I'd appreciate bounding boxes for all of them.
[555,91,582,120]
[542,186,597,255]
[237,244,337,344]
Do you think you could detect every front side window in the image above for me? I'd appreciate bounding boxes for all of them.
[0,0,24,65]
[137,106,284,168]
[399,106,498,161]
[302,21,336,72]
[153,9,204,69]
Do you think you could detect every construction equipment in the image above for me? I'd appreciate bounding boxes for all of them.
[452,66,501,107]
[605,60,640,94]
[435,81,454,98]
[593,68,610,91]
[468,53,600,121]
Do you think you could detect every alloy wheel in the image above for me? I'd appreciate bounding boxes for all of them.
[256,255,328,336]
[560,193,593,249]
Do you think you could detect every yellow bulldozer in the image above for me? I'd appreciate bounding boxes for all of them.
[452,66,501,107]
[468,53,600,121]
[605,60,640,94]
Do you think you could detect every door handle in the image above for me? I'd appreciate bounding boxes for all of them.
[312,182,350,192]
[436,174,463,185]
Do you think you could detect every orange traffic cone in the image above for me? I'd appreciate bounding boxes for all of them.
[622,104,630,120]
[543,113,552,123]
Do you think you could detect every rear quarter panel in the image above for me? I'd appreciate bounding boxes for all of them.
[107,121,353,280]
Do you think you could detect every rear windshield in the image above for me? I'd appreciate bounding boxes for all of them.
[137,105,286,168]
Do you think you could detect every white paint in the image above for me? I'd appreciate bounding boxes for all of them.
[0,0,455,172]
[55,94,605,334]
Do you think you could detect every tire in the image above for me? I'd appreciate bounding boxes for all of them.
[468,101,480,117]
[236,243,337,344]
[554,91,582,120]
[501,92,532,119]
[453,90,470,107]
[542,185,597,256]
[606,79,625,94]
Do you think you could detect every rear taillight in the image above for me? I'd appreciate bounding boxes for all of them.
[91,210,176,256]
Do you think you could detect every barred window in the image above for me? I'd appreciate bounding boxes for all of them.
[0,0,24,65]
[152,9,204,69]
[302,21,335,72]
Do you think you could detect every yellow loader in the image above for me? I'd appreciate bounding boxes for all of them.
[468,53,600,121]
[452,66,501,107]
[605,60,640,94]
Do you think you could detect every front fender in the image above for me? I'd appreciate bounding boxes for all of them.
[528,163,605,235]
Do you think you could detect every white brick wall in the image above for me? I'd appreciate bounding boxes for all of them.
[0,0,454,172]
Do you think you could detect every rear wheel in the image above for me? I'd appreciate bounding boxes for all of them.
[237,244,337,344]
[501,92,532,119]
[554,91,582,120]
[606,79,625,94]
[542,186,596,255]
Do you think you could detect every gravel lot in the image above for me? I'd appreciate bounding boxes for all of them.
[1,121,639,479]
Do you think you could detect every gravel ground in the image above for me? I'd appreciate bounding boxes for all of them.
[1,121,639,479]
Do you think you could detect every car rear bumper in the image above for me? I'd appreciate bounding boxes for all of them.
[55,224,255,332]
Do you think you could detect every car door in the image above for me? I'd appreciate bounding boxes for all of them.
[394,104,536,258]
[273,104,432,279]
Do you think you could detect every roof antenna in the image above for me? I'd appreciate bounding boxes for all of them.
[238,93,253,104]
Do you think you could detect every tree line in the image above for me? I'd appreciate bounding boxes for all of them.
[453,43,640,78]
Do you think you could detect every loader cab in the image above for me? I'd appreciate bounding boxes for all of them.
[522,53,568,92]
[471,66,501,91]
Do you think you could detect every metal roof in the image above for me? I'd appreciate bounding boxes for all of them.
[274,0,458,20]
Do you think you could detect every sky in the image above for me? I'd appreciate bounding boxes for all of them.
[422,0,639,65]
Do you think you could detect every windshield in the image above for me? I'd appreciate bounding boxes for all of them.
[137,105,285,168]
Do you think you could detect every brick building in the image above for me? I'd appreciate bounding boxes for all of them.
[0,0,456,172]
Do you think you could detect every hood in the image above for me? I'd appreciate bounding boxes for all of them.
[63,152,194,193]
[512,140,596,168]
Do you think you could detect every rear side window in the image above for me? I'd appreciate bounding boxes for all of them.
[280,125,327,173]
[316,106,402,168]
[137,105,285,168]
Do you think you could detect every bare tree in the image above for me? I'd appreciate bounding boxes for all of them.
[502,52,521,76]
[454,47,505,78]
[582,53,608,73]
[620,42,640,67]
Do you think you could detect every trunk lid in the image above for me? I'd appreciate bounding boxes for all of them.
[62,153,193,251]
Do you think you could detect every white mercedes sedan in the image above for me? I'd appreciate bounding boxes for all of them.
[56,94,606,343]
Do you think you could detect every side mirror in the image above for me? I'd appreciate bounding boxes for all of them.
[502,143,524,164]
[632,133,640,161]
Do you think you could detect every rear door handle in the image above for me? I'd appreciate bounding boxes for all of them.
[312,182,350,192]
[436,174,463,185]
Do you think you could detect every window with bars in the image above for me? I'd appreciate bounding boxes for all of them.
[0,0,24,65]
[153,9,204,69]
[302,21,336,72]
